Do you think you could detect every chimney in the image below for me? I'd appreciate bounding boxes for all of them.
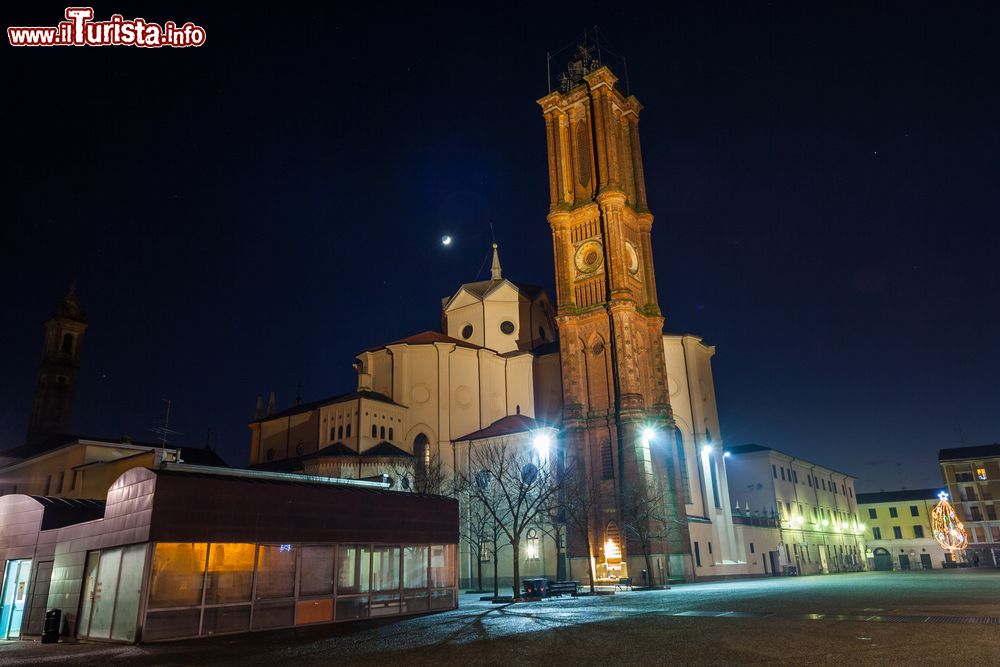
[267,391,276,416]
[255,395,264,419]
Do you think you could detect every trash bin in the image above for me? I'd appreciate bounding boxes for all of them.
[41,609,61,644]
[523,578,548,598]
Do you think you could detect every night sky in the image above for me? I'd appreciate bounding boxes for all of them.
[3,3,998,492]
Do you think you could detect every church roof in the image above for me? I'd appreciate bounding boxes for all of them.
[365,331,483,353]
[441,279,546,311]
[253,390,401,423]
[362,441,413,458]
[453,414,550,442]
[301,442,358,459]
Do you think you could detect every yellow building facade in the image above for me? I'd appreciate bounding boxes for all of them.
[856,488,952,570]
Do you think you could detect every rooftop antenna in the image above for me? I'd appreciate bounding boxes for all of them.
[149,398,181,447]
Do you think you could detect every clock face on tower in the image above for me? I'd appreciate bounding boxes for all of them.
[624,241,640,276]
[574,240,604,275]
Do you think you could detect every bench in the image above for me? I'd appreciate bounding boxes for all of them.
[548,580,579,597]
[615,577,633,591]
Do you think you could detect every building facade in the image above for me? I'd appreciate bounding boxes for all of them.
[939,444,1000,565]
[725,444,866,575]
[0,434,227,500]
[856,488,951,570]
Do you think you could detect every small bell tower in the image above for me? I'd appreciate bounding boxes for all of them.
[26,285,88,444]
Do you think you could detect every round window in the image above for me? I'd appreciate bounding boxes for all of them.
[461,324,474,339]
[500,320,516,335]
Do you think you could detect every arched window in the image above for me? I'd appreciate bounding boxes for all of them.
[380,426,386,440]
[371,424,377,438]
[600,441,614,480]
[61,333,74,354]
[413,434,431,488]
[526,528,540,560]
[388,427,394,440]
[330,427,336,440]
[673,427,691,503]
[345,423,352,438]
[337,425,344,439]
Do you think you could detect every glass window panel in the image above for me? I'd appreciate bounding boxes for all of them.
[370,591,401,617]
[337,545,370,595]
[295,598,333,625]
[403,590,429,613]
[149,543,208,608]
[256,545,296,600]
[371,546,400,592]
[202,605,251,636]
[88,548,122,639]
[251,601,295,630]
[403,546,428,590]
[143,609,201,641]
[77,551,100,636]
[205,543,255,605]
[335,596,368,621]
[300,546,335,597]
[429,589,456,610]
[111,544,147,642]
[429,545,455,588]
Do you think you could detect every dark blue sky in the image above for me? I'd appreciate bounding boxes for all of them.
[2,2,997,492]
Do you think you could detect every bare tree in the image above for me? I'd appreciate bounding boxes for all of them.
[458,436,562,598]
[386,454,450,496]
[460,490,510,594]
[620,479,683,588]
[558,462,603,593]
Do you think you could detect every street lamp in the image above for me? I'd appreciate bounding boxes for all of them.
[532,432,551,460]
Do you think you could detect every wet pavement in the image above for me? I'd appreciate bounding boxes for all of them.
[2,570,999,666]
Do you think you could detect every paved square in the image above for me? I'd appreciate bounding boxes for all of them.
[2,570,998,666]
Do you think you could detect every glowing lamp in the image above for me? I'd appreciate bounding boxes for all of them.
[605,539,622,563]
[642,427,657,442]
[533,432,551,459]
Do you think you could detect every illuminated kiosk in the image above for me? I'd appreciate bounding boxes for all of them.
[0,464,458,642]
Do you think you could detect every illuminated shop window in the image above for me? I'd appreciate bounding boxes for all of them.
[205,543,255,604]
[148,542,208,608]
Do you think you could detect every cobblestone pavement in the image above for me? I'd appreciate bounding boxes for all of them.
[2,570,998,666]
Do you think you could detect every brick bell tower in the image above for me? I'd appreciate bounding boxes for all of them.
[538,48,689,581]
[26,285,88,445]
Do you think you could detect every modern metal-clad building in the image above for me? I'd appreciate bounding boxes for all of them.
[0,464,459,642]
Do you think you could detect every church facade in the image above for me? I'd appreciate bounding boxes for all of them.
[250,60,765,587]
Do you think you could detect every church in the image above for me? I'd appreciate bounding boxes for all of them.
[250,54,764,588]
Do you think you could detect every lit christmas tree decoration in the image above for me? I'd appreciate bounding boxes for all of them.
[931,492,968,551]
